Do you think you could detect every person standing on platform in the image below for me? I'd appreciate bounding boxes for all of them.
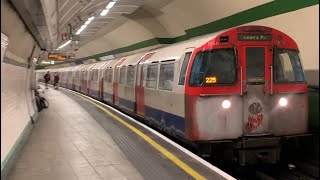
[44,71,51,89]
[54,73,60,89]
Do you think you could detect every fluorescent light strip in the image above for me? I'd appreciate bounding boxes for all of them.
[100,9,109,16]
[76,16,95,35]
[106,1,116,9]
[57,40,71,49]
[81,24,87,29]
[88,16,95,21]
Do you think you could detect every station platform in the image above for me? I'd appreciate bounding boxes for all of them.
[7,85,234,180]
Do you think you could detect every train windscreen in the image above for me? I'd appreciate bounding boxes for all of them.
[273,49,305,83]
[189,48,236,86]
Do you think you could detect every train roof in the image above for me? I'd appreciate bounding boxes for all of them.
[103,59,120,69]
[118,51,148,67]
[141,33,219,65]
[90,61,109,70]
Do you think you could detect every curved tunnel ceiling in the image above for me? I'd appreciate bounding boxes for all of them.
[9,0,318,67]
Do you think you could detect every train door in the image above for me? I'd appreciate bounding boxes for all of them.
[113,58,126,105]
[81,70,87,94]
[88,69,92,96]
[135,52,156,116]
[98,68,103,98]
[242,46,272,135]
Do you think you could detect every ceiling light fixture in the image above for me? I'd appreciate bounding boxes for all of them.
[100,1,116,16]
[88,16,95,21]
[81,24,87,29]
[57,40,71,50]
[106,1,116,9]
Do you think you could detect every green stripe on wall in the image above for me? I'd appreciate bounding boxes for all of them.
[38,0,318,68]
[184,0,319,38]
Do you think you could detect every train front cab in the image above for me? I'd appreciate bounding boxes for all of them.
[185,26,308,165]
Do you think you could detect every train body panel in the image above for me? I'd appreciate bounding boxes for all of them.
[269,93,308,135]
[117,52,145,113]
[89,62,109,98]
[102,60,119,103]
[113,58,126,106]
[80,64,95,95]
[74,65,86,91]
[140,38,213,136]
[66,66,81,90]
[61,67,70,88]
[192,95,243,140]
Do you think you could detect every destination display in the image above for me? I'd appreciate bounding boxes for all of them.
[238,34,272,41]
[48,53,66,60]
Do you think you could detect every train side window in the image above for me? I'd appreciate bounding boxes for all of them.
[119,67,126,84]
[159,63,175,91]
[146,64,158,89]
[68,71,72,77]
[81,71,87,80]
[104,69,108,82]
[104,69,113,83]
[108,69,113,83]
[126,66,135,86]
[178,52,192,85]
[93,70,98,81]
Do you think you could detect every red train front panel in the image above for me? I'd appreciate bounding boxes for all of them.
[185,26,308,141]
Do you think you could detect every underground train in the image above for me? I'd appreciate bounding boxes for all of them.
[36,25,309,165]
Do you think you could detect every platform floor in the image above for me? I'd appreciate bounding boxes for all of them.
[7,85,232,180]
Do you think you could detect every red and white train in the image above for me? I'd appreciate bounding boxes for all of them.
[37,25,309,165]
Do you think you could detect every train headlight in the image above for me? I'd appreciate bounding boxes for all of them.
[279,97,287,107]
[222,100,231,109]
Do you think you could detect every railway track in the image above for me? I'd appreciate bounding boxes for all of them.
[255,167,318,180]
[208,157,319,180]
[227,163,319,180]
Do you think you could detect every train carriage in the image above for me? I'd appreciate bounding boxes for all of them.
[115,52,147,113]
[73,64,85,91]
[88,61,109,98]
[36,25,309,166]
[60,67,69,88]
[64,66,73,88]
[80,64,96,95]
[66,66,78,89]
[102,60,119,104]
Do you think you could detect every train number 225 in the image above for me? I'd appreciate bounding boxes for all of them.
[205,76,217,83]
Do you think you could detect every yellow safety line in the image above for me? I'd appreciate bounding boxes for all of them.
[73,92,206,180]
